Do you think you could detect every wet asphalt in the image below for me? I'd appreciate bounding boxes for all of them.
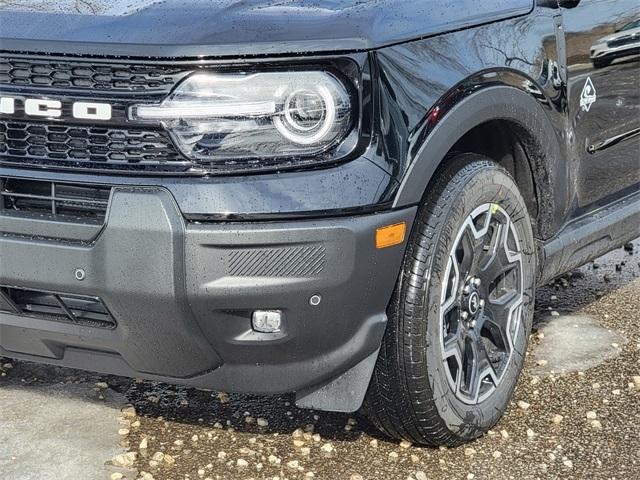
[1,240,639,480]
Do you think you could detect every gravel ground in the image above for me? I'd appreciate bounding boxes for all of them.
[1,240,639,480]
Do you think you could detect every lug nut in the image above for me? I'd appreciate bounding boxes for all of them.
[461,311,469,320]
[470,320,477,328]
[463,285,471,294]
[479,299,485,307]
[473,278,481,287]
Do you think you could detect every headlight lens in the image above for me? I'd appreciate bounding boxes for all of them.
[130,71,352,165]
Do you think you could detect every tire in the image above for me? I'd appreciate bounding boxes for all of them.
[592,58,612,69]
[364,153,536,446]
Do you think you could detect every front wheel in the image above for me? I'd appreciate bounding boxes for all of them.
[592,58,612,69]
[364,153,536,446]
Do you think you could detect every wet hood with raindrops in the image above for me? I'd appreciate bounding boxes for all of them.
[0,0,532,57]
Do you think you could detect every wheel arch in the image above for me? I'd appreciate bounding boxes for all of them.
[392,84,567,240]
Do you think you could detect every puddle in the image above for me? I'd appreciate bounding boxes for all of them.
[0,382,131,480]
[531,314,627,375]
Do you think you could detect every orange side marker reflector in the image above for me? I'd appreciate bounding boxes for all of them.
[376,222,406,249]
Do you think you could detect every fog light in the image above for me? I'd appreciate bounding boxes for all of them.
[251,310,282,333]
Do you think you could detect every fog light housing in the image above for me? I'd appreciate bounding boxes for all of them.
[251,310,282,333]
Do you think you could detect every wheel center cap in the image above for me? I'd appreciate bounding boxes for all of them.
[468,291,480,315]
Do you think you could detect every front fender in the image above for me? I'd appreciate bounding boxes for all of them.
[392,85,569,239]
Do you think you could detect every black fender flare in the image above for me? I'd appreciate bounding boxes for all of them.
[392,85,568,239]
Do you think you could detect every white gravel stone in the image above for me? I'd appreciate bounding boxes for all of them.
[110,473,124,480]
[586,411,598,420]
[121,406,137,418]
[236,458,248,468]
[111,452,137,468]
[139,438,148,450]
[320,443,334,454]
[286,460,300,469]
[492,451,502,459]
[552,414,564,424]
[415,472,428,480]
[257,418,269,427]
[517,400,531,410]
[151,452,164,462]
[590,420,603,430]
[400,440,412,449]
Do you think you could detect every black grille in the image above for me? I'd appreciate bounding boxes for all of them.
[0,56,189,93]
[0,177,111,223]
[0,286,116,329]
[0,120,193,173]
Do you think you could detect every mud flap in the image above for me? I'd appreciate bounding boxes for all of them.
[295,347,380,413]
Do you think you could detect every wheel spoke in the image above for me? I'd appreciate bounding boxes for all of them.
[483,291,519,351]
[443,321,465,393]
[458,226,484,279]
[441,253,461,311]
[462,335,497,402]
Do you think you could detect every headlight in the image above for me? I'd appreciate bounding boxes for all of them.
[130,71,353,167]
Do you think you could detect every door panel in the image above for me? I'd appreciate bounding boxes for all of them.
[562,0,640,210]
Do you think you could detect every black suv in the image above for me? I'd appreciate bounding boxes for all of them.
[0,1,638,446]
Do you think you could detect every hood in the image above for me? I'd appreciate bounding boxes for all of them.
[0,0,532,58]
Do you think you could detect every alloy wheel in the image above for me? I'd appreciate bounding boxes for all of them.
[439,203,524,404]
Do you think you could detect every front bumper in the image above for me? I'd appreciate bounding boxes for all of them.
[0,186,415,409]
